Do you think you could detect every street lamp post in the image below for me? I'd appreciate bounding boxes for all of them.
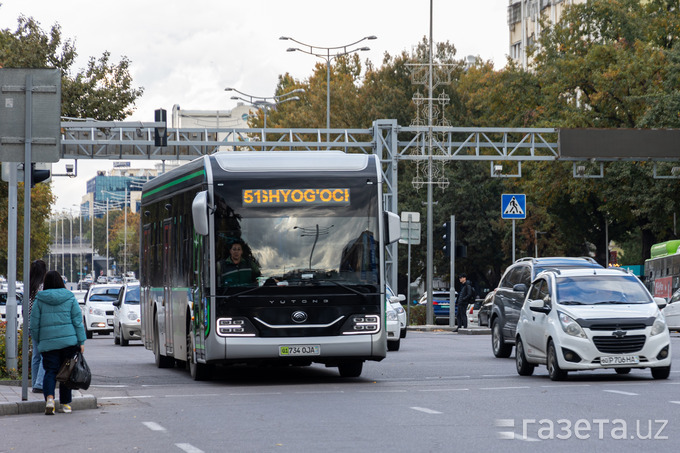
[280,35,376,143]
[534,230,546,258]
[225,87,303,143]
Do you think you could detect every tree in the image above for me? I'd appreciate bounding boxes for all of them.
[0,13,144,277]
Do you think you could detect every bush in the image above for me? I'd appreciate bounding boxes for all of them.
[408,304,426,326]
[0,321,24,380]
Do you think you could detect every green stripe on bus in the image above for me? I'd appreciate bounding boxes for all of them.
[142,169,205,198]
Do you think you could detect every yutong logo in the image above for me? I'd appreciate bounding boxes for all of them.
[268,298,330,305]
[291,311,308,323]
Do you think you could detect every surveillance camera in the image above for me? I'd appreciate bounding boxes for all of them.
[576,165,586,176]
[493,164,503,175]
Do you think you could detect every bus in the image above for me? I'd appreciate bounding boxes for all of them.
[644,239,680,300]
[139,151,401,379]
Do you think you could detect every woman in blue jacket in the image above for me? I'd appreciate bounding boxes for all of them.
[30,270,86,415]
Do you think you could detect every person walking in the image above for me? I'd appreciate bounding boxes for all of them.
[28,260,47,393]
[30,270,86,415]
[455,273,473,330]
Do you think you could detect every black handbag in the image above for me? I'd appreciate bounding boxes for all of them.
[57,351,92,390]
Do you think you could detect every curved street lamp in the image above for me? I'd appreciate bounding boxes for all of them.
[224,87,304,130]
[279,35,376,139]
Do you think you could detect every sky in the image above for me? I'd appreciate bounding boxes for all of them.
[0,0,510,213]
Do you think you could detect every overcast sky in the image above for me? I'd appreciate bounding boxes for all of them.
[0,0,510,213]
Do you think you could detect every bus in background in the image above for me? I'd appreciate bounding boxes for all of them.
[140,151,400,380]
[644,239,680,300]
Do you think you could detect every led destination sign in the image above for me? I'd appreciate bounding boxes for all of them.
[242,188,350,207]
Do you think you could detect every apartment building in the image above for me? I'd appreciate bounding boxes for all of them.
[508,0,586,68]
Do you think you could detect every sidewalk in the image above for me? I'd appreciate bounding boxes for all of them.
[0,381,98,416]
[408,324,491,335]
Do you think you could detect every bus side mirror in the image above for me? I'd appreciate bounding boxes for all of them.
[384,211,401,244]
[192,191,210,236]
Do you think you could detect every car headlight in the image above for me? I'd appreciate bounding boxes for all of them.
[387,311,398,321]
[394,305,405,314]
[557,311,586,338]
[127,312,139,321]
[90,307,105,316]
[650,314,667,337]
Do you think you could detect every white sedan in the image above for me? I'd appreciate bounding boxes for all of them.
[663,289,680,332]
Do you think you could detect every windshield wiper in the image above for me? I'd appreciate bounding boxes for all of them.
[559,300,587,305]
[593,300,634,305]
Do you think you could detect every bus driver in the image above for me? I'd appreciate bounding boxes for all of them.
[221,241,261,286]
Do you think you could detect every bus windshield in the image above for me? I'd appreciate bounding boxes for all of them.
[214,182,379,290]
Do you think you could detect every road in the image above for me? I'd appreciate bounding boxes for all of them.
[2,331,679,452]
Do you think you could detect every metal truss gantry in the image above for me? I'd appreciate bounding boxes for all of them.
[60,119,560,289]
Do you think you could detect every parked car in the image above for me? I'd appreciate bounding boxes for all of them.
[112,282,141,346]
[82,283,122,339]
[663,288,680,332]
[419,290,456,325]
[515,267,671,380]
[0,289,23,326]
[387,285,407,338]
[477,290,494,327]
[386,300,401,351]
[490,257,603,358]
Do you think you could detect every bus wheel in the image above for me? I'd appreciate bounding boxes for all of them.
[338,360,363,378]
[188,330,211,381]
[154,320,174,368]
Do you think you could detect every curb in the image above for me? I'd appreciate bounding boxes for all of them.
[0,395,98,417]
[407,325,491,334]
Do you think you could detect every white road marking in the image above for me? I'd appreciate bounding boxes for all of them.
[358,389,408,393]
[99,396,154,400]
[176,443,204,453]
[228,392,282,396]
[479,386,530,390]
[294,391,345,394]
[540,384,590,388]
[425,375,471,380]
[411,406,442,414]
[90,384,128,388]
[165,394,220,398]
[143,421,166,432]
[418,388,469,392]
[670,401,680,405]
[604,390,638,396]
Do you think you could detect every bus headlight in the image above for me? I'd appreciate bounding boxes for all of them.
[341,314,380,334]
[217,317,257,337]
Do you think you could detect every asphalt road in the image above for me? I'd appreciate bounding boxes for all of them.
[2,330,679,453]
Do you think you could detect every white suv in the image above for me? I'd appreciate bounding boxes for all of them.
[83,284,122,339]
[515,268,671,380]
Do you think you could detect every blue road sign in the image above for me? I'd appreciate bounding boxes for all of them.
[501,194,526,219]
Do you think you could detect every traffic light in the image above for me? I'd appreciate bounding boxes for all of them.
[30,163,51,187]
[442,222,451,257]
[154,108,167,147]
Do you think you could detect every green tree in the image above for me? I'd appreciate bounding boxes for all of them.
[0,13,144,277]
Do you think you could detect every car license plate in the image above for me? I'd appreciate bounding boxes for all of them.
[601,355,639,365]
[279,345,320,356]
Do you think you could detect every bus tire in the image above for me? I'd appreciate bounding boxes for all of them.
[154,319,174,368]
[188,329,211,381]
[338,360,363,378]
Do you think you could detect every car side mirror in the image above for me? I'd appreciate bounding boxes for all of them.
[112,300,121,308]
[513,283,527,294]
[654,297,667,309]
[529,299,550,314]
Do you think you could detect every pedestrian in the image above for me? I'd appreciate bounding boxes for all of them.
[28,259,47,393]
[456,273,473,330]
[29,270,86,415]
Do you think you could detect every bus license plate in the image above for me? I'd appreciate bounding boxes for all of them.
[601,355,639,365]
[279,345,320,356]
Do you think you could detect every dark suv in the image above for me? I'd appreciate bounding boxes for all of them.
[490,257,602,358]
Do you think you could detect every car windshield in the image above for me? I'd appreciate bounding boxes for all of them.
[124,287,140,304]
[88,287,121,302]
[555,275,653,305]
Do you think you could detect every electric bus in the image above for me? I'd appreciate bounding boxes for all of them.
[139,151,400,379]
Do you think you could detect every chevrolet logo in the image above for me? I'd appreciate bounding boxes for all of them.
[612,329,627,338]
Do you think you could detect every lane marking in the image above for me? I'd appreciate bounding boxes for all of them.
[670,401,680,405]
[90,385,128,388]
[358,390,408,393]
[425,375,471,380]
[418,388,469,392]
[294,391,345,394]
[540,384,590,388]
[480,386,530,390]
[481,374,516,378]
[228,392,282,396]
[411,407,442,414]
[176,443,204,453]
[99,396,154,400]
[604,390,638,396]
[165,394,220,398]
[143,421,166,432]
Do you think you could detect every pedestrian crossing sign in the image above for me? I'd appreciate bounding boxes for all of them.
[501,194,526,219]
